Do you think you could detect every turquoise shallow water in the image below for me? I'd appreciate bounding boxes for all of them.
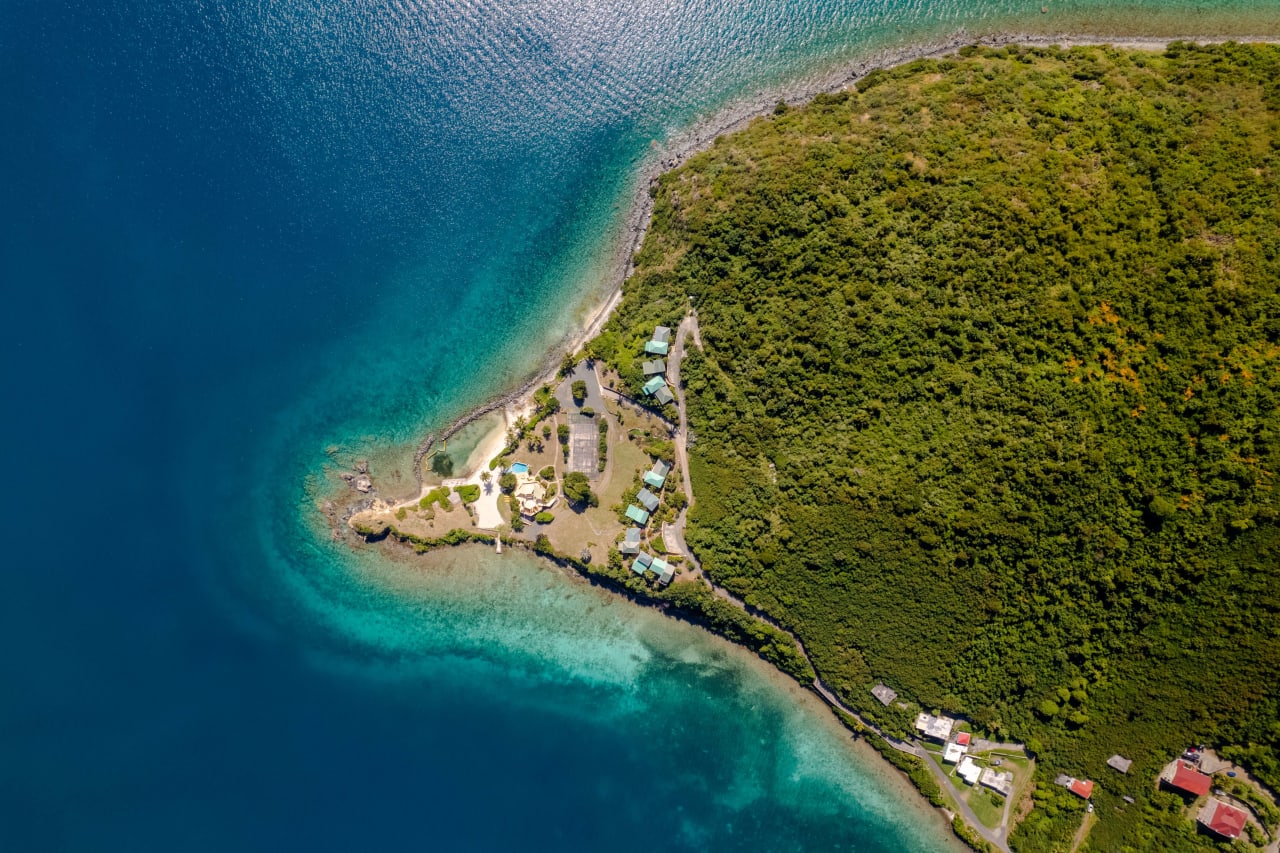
[2,0,1276,848]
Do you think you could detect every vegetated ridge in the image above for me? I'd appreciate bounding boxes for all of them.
[590,42,1280,852]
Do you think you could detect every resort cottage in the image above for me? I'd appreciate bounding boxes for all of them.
[642,359,666,376]
[653,385,674,406]
[636,488,660,513]
[631,552,653,576]
[625,505,650,526]
[650,556,674,585]
[644,459,671,490]
[618,527,642,555]
[642,376,667,396]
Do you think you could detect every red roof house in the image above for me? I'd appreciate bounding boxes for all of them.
[1198,798,1247,840]
[1162,760,1212,797]
[1067,778,1095,799]
[955,732,971,746]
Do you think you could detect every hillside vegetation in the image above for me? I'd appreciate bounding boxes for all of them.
[596,42,1280,851]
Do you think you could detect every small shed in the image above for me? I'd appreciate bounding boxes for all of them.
[1198,799,1247,840]
[642,376,666,396]
[653,386,675,406]
[625,505,650,526]
[642,359,666,376]
[870,684,897,706]
[1107,755,1133,774]
[636,488,660,513]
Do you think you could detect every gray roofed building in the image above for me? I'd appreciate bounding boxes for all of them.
[871,684,898,706]
[631,553,653,575]
[980,768,1014,797]
[642,359,666,376]
[651,459,671,477]
[654,386,674,406]
[652,326,672,344]
[1107,755,1133,774]
[618,527,642,555]
[636,488,660,513]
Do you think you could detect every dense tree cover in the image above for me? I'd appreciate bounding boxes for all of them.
[602,43,1280,851]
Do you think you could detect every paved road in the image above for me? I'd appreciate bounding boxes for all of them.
[664,312,701,572]
[914,743,1012,853]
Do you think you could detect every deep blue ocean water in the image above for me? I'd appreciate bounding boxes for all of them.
[2,0,1276,850]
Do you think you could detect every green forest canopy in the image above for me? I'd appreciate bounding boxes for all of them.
[595,42,1280,851]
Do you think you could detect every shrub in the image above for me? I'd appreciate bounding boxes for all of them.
[453,484,481,504]
[571,380,587,404]
[533,511,555,524]
[539,465,555,480]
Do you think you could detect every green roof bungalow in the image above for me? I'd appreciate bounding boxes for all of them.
[642,469,666,489]
[625,504,650,526]
[618,527,642,555]
[653,386,675,406]
[652,326,672,344]
[636,488,660,513]
[651,557,674,585]
[645,340,669,356]
[642,359,666,376]
[642,376,667,396]
[631,552,653,576]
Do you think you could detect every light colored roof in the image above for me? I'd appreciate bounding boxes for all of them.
[1107,755,1133,774]
[654,386,674,405]
[957,756,981,786]
[651,557,673,583]
[651,459,671,477]
[871,684,897,706]
[625,505,650,525]
[630,555,651,575]
[642,359,666,376]
[943,743,965,764]
[914,713,955,742]
[636,488,660,512]
[652,326,671,343]
[618,541,640,555]
[645,340,670,355]
[623,528,642,544]
[643,470,667,489]
[642,376,666,395]
[980,768,1014,797]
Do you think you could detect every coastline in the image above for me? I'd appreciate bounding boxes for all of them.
[391,29,1280,509]
[341,31,1280,851]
